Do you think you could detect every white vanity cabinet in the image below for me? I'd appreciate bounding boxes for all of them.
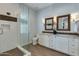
[38,34,50,48]
[38,33,79,56]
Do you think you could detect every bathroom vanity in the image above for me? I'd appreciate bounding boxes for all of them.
[38,14,79,56]
[38,32,79,56]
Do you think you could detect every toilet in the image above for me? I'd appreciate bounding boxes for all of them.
[32,35,38,45]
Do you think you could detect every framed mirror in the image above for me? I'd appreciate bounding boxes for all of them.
[57,14,70,31]
[45,17,54,30]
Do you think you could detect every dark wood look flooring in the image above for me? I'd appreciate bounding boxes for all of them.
[0,44,69,56]
[2,48,24,56]
[23,44,68,56]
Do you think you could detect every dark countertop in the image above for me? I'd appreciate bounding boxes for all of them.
[42,31,79,35]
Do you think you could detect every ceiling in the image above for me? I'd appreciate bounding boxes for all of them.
[25,3,53,11]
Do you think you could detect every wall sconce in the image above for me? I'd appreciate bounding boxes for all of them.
[42,19,45,24]
[71,13,79,22]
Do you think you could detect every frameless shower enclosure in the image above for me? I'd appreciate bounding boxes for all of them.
[18,4,30,51]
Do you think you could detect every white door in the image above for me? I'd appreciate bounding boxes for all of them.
[0,20,18,53]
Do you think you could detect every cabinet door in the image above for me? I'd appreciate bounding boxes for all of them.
[38,35,44,45]
[52,36,57,49]
[49,39,53,49]
[69,39,79,56]
[38,34,49,47]
[55,37,69,54]
[43,35,49,47]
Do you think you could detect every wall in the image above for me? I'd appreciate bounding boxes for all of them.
[28,8,37,44]
[37,3,79,34]
[0,3,19,17]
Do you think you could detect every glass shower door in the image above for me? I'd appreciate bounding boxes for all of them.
[19,4,29,50]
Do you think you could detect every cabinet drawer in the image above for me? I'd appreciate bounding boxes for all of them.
[69,39,79,43]
[69,49,78,56]
[70,43,78,47]
[69,47,78,51]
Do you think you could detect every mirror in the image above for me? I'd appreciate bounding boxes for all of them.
[57,14,70,31]
[45,17,54,30]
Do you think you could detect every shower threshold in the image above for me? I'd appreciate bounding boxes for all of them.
[0,46,31,56]
[17,45,31,56]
